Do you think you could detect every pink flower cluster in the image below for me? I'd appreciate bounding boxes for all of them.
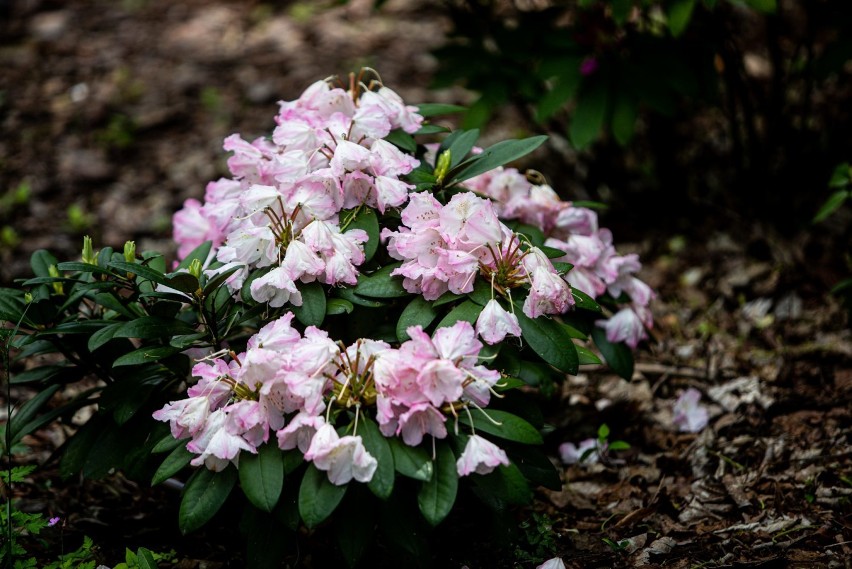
[172,78,423,304]
[154,316,510,484]
[383,191,574,343]
[466,167,654,348]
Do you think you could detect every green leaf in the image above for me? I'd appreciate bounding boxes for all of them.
[576,344,603,365]
[88,322,126,352]
[298,464,347,529]
[611,0,632,24]
[397,296,438,342]
[458,409,543,444]
[30,249,58,278]
[740,0,777,13]
[417,440,457,526]
[8,385,61,445]
[598,423,611,440]
[440,129,480,169]
[151,434,185,454]
[166,272,200,295]
[667,0,696,37]
[326,298,354,315]
[611,93,638,146]
[470,463,533,507]
[113,316,196,339]
[417,103,467,117]
[345,207,380,262]
[515,311,580,374]
[507,445,562,490]
[335,486,376,568]
[536,62,582,122]
[335,287,387,308]
[108,260,169,286]
[291,281,326,327]
[388,438,433,481]
[202,265,241,297]
[813,190,849,223]
[354,263,408,298]
[591,327,634,379]
[569,81,609,150]
[113,346,181,367]
[358,418,394,500]
[829,162,851,188]
[448,135,548,184]
[384,130,416,153]
[135,548,158,569]
[179,466,238,534]
[151,445,194,486]
[55,261,114,276]
[414,124,452,135]
[434,300,483,330]
[240,444,284,512]
[572,287,601,312]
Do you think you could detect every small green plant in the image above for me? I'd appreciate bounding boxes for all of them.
[579,424,631,464]
[0,181,30,217]
[114,546,176,569]
[813,161,852,323]
[66,203,94,233]
[601,536,631,553]
[512,512,560,565]
[95,114,136,150]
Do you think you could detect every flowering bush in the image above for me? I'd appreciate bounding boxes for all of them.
[1,70,653,565]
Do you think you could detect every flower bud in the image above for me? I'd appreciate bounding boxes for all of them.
[188,258,203,280]
[48,265,64,295]
[24,292,33,304]
[123,241,136,264]
[434,149,451,183]
[82,235,96,265]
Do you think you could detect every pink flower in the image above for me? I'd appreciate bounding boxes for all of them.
[580,57,599,76]
[277,413,326,453]
[304,424,378,485]
[523,266,574,318]
[673,388,709,433]
[153,396,211,439]
[558,438,599,465]
[597,306,649,349]
[396,402,448,446]
[537,558,566,569]
[476,298,522,344]
[456,434,510,476]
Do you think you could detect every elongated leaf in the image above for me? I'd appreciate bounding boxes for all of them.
[202,265,241,297]
[166,272,200,295]
[667,0,696,37]
[8,385,61,444]
[397,296,438,342]
[388,438,433,481]
[151,445,194,486]
[113,346,181,367]
[813,190,849,223]
[417,440,457,526]
[8,364,66,385]
[179,466,238,534]
[417,103,467,117]
[515,311,579,374]
[440,129,480,169]
[569,82,609,150]
[471,463,533,508]
[113,316,195,339]
[109,260,169,286]
[291,281,326,327]
[335,287,387,308]
[56,261,114,276]
[572,287,601,311]
[612,93,638,146]
[326,298,354,315]
[345,207,380,262]
[335,486,376,568]
[508,446,562,491]
[591,327,634,380]
[136,548,158,569]
[536,62,582,122]
[354,263,407,298]
[384,130,416,153]
[358,418,394,500]
[576,344,603,365]
[448,135,548,184]
[240,444,284,512]
[88,322,126,352]
[434,300,483,330]
[458,409,542,444]
[151,434,185,454]
[298,464,347,529]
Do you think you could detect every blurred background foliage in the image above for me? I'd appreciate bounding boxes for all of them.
[428,0,852,238]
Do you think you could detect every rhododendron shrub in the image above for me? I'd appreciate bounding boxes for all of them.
[0,70,653,565]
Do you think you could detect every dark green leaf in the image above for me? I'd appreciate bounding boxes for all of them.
[576,344,603,365]
[569,81,609,150]
[8,364,66,385]
[741,0,777,13]
[434,300,483,330]
[507,445,562,491]
[384,130,417,153]
[335,486,376,568]
[88,322,126,352]
[417,103,467,117]
[471,463,533,507]
[414,124,452,135]
[335,287,387,308]
[354,263,408,298]
[152,434,185,454]
[179,466,238,534]
[298,464,347,529]
[397,296,438,342]
[113,346,182,367]
[55,261,113,276]
[240,444,284,512]
[358,418,394,500]
[291,281,326,327]
[109,260,169,286]
[458,409,543,444]
[591,327,634,379]
[417,440,457,526]
[345,207,380,262]
[326,298,354,315]
[8,385,61,445]
[668,0,696,37]
[440,129,480,169]
[515,311,580,374]
[113,316,196,339]
[151,444,194,486]
[166,272,200,295]
[813,190,849,223]
[829,162,851,188]
[30,250,58,278]
[536,64,582,122]
[611,0,632,24]
[388,438,433,481]
[448,136,548,184]
[612,93,638,146]
[136,548,158,569]
[572,288,601,312]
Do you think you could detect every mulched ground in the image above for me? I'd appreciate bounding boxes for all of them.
[2,1,851,567]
